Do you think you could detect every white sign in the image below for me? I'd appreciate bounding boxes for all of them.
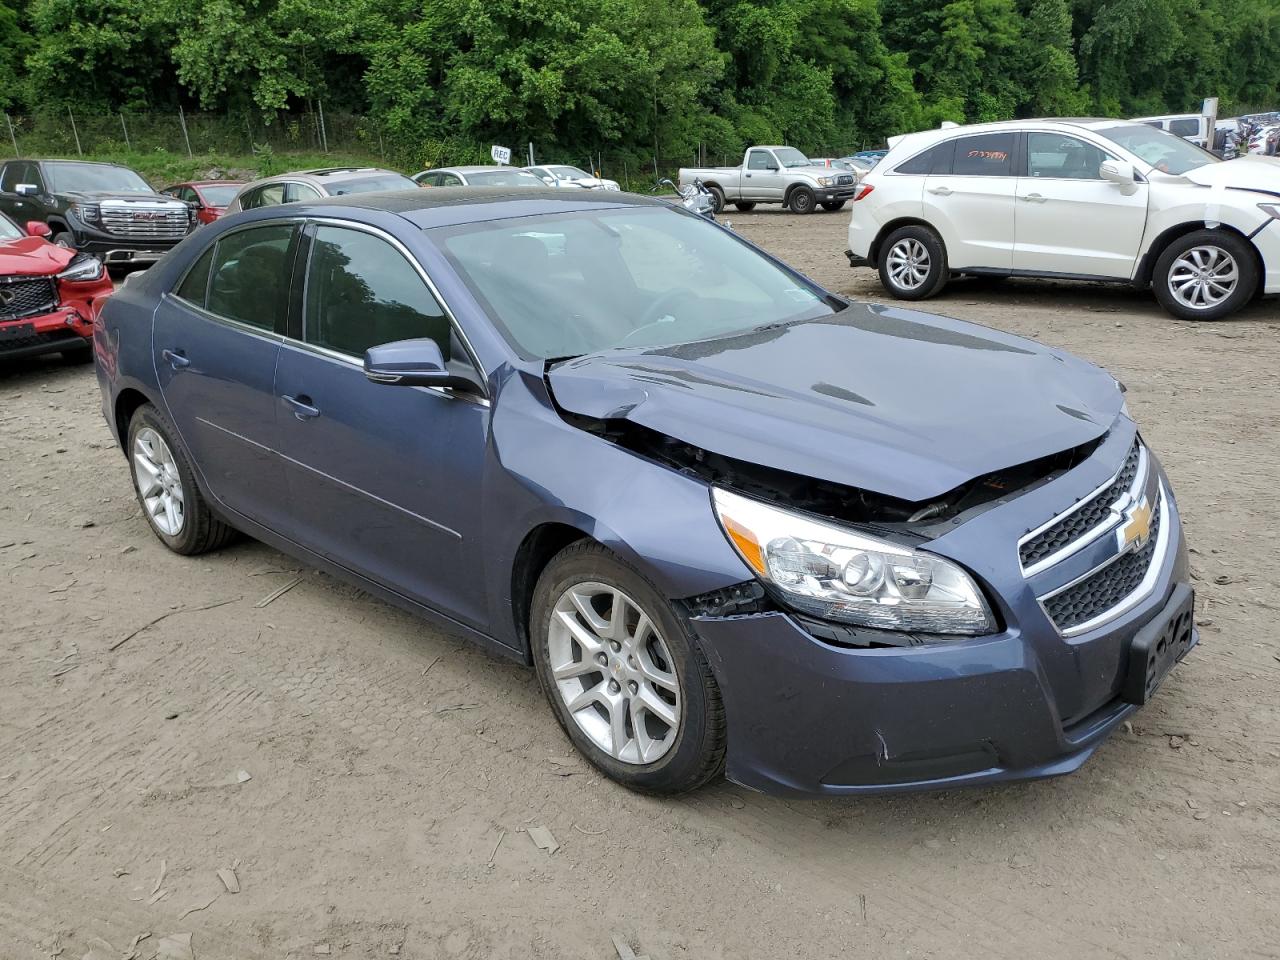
[491,145,512,165]
[1201,97,1219,117]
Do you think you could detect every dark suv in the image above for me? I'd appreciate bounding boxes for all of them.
[0,159,193,266]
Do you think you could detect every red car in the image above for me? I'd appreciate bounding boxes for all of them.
[161,181,246,225]
[0,214,114,362]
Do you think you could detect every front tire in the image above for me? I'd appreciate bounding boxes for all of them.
[788,186,816,214]
[1153,229,1258,321]
[733,201,756,212]
[126,403,238,555]
[877,224,949,300]
[530,541,726,794]
[59,341,93,364]
[820,200,846,211]
[52,231,76,249]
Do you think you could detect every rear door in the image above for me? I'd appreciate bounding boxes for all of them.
[272,221,490,627]
[1013,132,1148,279]
[922,132,1018,270]
[152,221,298,529]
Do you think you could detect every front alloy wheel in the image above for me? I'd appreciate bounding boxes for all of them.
[1167,246,1238,310]
[531,541,725,794]
[1153,229,1258,321]
[547,582,681,765]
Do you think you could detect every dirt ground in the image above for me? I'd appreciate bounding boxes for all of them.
[2,208,1278,960]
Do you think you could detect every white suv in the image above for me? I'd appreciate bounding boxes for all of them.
[846,119,1280,321]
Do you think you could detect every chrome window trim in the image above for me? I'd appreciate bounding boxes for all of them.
[1019,443,1148,578]
[1037,481,1171,638]
[297,216,491,406]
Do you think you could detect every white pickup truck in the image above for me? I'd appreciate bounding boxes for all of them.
[678,146,859,215]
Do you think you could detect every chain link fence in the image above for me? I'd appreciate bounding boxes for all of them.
[1,108,391,161]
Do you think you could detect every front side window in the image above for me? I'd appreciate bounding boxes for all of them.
[206,223,295,331]
[0,162,29,192]
[464,170,544,187]
[304,225,451,359]
[951,134,1015,176]
[1026,134,1110,180]
[439,173,462,186]
[747,150,774,171]
[436,206,834,360]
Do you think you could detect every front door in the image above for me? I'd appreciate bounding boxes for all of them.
[922,131,1019,270]
[1013,133,1149,278]
[152,221,297,528]
[273,222,490,629]
[743,149,784,201]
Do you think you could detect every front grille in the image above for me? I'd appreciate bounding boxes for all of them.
[98,203,189,240]
[1020,440,1142,569]
[1043,497,1162,632]
[0,276,58,321]
[836,174,854,185]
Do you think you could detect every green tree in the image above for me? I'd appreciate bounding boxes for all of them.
[1017,0,1085,115]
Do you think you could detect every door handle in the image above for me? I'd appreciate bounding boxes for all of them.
[283,394,321,420]
[161,348,189,370]
[1022,193,1047,203]
[927,186,953,196]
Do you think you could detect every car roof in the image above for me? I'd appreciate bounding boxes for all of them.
[20,158,133,168]
[435,166,534,175]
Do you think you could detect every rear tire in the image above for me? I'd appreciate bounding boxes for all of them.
[530,541,726,795]
[877,224,949,300]
[789,187,816,214]
[733,201,756,212]
[1152,229,1258,321]
[59,341,93,364]
[706,185,725,214]
[820,200,847,211]
[126,403,238,555]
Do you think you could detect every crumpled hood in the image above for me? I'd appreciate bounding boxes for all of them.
[546,303,1123,502]
[1179,156,1280,189]
[0,236,74,276]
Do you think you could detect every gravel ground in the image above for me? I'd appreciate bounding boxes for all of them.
[1,208,1277,959]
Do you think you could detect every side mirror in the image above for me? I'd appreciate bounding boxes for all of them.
[1100,159,1137,193]
[363,338,481,392]
[15,183,38,197]
[25,221,51,238]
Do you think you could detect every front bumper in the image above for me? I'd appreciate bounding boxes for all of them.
[0,305,94,359]
[814,187,857,203]
[691,438,1194,797]
[1252,218,1280,293]
[65,218,190,264]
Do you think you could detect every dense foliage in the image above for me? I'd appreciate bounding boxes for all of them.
[2,0,1278,163]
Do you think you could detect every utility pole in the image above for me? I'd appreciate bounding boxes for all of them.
[120,112,131,151]
[178,106,193,157]
[68,106,82,156]
[4,113,18,157]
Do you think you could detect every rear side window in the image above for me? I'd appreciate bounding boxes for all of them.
[951,134,1015,176]
[894,141,954,175]
[207,224,295,331]
[304,225,451,359]
[176,246,214,305]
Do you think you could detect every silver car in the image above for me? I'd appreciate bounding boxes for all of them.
[412,166,546,188]
[226,167,418,213]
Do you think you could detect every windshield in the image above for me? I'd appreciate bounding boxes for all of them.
[775,147,812,168]
[198,185,240,206]
[0,214,21,240]
[45,162,151,194]
[327,174,418,195]
[435,206,836,360]
[1097,124,1219,175]
[467,169,546,187]
[549,166,591,179]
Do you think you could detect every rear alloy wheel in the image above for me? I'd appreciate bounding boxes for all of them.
[531,541,725,794]
[820,200,847,211]
[878,224,949,300]
[789,186,816,214]
[127,404,238,555]
[1153,229,1258,321]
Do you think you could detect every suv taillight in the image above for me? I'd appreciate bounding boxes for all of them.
[853,184,875,202]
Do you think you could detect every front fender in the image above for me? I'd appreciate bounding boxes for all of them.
[482,368,754,649]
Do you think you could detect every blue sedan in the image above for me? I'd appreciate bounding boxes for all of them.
[95,189,1195,795]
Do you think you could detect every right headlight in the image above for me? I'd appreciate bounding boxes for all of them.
[712,488,995,636]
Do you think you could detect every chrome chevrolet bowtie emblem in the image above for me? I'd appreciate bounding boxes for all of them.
[1117,497,1153,554]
